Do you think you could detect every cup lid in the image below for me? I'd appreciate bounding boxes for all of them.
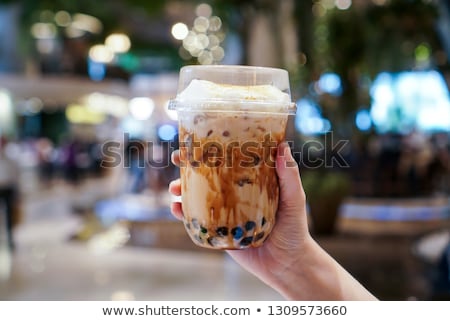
[169,65,296,114]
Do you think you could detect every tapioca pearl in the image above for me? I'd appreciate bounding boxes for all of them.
[231,226,244,240]
[207,237,216,247]
[216,226,228,237]
[254,231,265,242]
[222,130,230,137]
[194,234,203,244]
[207,129,213,136]
[240,236,253,247]
[245,221,256,231]
[191,218,199,229]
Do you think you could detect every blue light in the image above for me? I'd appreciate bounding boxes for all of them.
[121,117,144,138]
[295,98,331,135]
[317,73,342,96]
[88,59,106,81]
[157,124,177,141]
[355,110,372,131]
[370,71,450,133]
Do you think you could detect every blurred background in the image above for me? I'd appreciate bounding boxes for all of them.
[0,0,449,300]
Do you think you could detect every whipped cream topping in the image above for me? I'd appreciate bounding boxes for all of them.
[177,79,291,106]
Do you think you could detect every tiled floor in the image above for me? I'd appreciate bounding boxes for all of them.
[0,175,282,300]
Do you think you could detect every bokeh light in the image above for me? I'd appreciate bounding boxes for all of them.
[179,5,225,64]
[157,124,177,141]
[317,73,343,96]
[129,97,155,121]
[355,110,372,131]
[105,33,131,54]
[171,22,189,40]
[31,23,57,39]
[54,11,71,27]
[335,0,352,10]
[195,3,212,18]
[89,45,114,64]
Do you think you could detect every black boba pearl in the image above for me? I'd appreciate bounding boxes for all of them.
[200,226,207,234]
[194,234,202,243]
[240,236,253,246]
[261,217,266,226]
[216,227,228,237]
[207,237,215,246]
[245,221,256,231]
[254,231,265,242]
[231,227,244,240]
[191,219,199,229]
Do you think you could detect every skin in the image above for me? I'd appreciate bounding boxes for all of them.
[169,142,377,300]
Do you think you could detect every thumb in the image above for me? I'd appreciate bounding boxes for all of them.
[276,142,306,211]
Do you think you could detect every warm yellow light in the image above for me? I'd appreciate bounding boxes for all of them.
[194,16,209,33]
[83,93,129,118]
[196,34,209,49]
[211,46,225,61]
[72,13,103,34]
[195,3,212,18]
[207,35,220,49]
[55,11,71,27]
[89,44,114,63]
[171,23,189,40]
[208,16,222,32]
[65,26,85,38]
[105,33,131,54]
[31,23,56,39]
[66,104,106,124]
[198,51,213,65]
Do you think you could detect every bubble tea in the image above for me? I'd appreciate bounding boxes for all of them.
[169,65,296,249]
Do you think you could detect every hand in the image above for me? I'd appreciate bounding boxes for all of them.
[169,142,377,300]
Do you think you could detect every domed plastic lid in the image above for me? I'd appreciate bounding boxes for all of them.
[169,65,296,114]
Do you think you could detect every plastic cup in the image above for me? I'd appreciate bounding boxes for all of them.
[169,65,296,249]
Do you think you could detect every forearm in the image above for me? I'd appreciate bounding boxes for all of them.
[272,238,378,301]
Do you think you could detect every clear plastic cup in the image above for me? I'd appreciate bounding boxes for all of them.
[169,65,296,249]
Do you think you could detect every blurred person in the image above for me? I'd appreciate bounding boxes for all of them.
[36,137,55,185]
[430,133,450,195]
[0,137,20,251]
[60,137,82,184]
[398,130,434,196]
[147,142,178,207]
[168,143,377,300]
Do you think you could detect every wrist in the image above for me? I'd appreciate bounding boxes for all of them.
[269,236,326,300]
[270,237,377,301]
